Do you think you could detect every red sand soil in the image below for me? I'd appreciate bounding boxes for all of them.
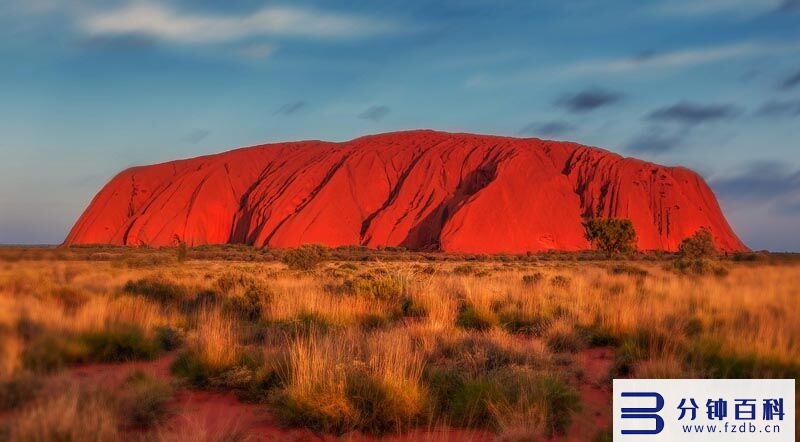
[0,348,614,442]
[42,355,493,441]
[549,347,615,442]
[9,347,615,441]
[65,130,746,253]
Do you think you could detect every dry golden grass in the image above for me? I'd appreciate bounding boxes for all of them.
[275,327,428,432]
[9,387,119,442]
[191,307,239,371]
[0,334,21,377]
[0,249,798,439]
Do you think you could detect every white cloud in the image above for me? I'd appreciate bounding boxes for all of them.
[563,42,799,76]
[467,41,800,86]
[81,2,402,43]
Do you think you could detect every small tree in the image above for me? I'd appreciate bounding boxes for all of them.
[281,244,330,270]
[678,228,718,259]
[175,238,188,263]
[582,218,637,256]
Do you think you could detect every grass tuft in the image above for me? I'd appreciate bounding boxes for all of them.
[117,370,173,427]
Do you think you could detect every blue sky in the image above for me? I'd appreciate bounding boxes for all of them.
[0,0,798,250]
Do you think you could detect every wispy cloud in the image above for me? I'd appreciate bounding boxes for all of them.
[554,88,624,113]
[564,42,798,76]
[183,129,210,144]
[81,3,403,44]
[712,161,800,200]
[757,99,800,117]
[626,128,685,154]
[519,121,575,137]
[276,101,307,116]
[359,105,390,121]
[779,0,800,11]
[468,41,800,86]
[647,102,740,125]
[779,69,800,90]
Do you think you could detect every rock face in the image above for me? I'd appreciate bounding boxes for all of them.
[65,130,747,253]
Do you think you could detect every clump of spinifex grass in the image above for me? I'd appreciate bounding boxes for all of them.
[22,325,163,373]
[172,307,241,387]
[273,329,427,434]
[9,386,120,442]
[422,330,577,439]
[117,370,174,427]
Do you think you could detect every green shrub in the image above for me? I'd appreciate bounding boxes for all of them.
[181,290,221,314]
[264,312,334,338]
[272,390,359,434]
[117,371,173,426]
[452,264,476,275]
[419,265,437,275]
[424,365,464,417]
[577,324,620,347]
[50,286,89,313]
[346,371,427,433]
[392,296,427,319]
[455,304,496,331]
[23,327,161,372]
[532,373,581,435]
[429,335,531,373]
[176,241,188,263]
[611,329,671,377]
[294,312,333,334]
[732,252,768,262]
[360,314,390,331]
[341,273,407,301]
[338,263,359,271]
[281,245,330,270]
[582,218,637,255]
[684,317,703,337]
[215,272,256,295]
[672,258,729,276]
[22,335,91,372]
[427,367,579,435]
[205,361,283,403]
[171,351,216,387]
[546,327,585,353]
[550,275,571,289]
[223,285,270,322]
[683,339,800,379]
[713,266,730,277]
[521,273,544,285]
[678,228,718,259]
[79,326,161,363]
[16,315,44,342]
[115,254,174,269]
[498,311,551,336]
[447,376,503,426]
[122,277,189,304]
[608,264,648,278]
[154,326,183,351]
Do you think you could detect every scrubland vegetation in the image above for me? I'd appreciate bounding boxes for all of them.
[0,245,798,441]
